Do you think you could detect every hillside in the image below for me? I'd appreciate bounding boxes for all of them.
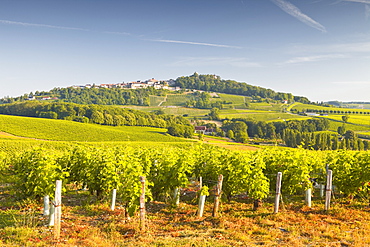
[0,73,310,105]
[0,114,192,143]
[1,73,370,150]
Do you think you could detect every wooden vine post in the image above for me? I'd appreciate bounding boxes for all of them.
[139,176,146,231]
[54,180,62,239]
[325,170,333,211]
[212,174,223,217]
[274,172,282,213]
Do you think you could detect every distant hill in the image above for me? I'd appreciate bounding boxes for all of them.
[175,73,310,104]
[0,73,310,105]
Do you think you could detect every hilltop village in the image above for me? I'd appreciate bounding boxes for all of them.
[71,78,180,91]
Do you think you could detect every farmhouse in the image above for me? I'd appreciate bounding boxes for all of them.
[194,126,216,135]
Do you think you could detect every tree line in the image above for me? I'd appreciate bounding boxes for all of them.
[282,129,370,151]
[0,101,191,129]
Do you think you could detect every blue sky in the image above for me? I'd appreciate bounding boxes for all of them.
[1,0,369,102]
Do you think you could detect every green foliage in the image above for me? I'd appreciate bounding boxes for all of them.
[5,140,370,216]
[0,87,168,106]
[0,151,9,184]
[199,185,210,196]
[193,146,269,200]
[227,130,234,139]
[209,108,220,120]
[148,148,195,201]
[262,148,324,195]
[167,124,194,138]
[175,73,301,103]
[11,148,68,199]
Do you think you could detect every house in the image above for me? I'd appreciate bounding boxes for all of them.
[194,126,216,135]
[26,96,36,100]
[195,126,207,134]
[146,78,158,85]
[205,128,215,135]
[129,82,150,89]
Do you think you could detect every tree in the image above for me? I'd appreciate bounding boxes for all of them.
[209,108,220,120]
[235,131,248,143]
[337,125,346,135]
[227,130,235,139]
[198,132,204,141]
[344,130,356,140]
[342,115,349,123]
[91,111,105,124]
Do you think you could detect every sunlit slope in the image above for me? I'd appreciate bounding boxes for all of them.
[0,114,189,142]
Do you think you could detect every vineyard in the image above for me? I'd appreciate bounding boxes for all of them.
[0,114,191,143]
[1,144,370,246]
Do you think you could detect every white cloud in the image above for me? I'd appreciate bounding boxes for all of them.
[0,19,88,31]
[270,0,327,32]
[103,31,132,36]
[150,39,241,49]
[281,54,346,65]
[290,41,370,54]
[171,57,262,68]
[343,0,370,4]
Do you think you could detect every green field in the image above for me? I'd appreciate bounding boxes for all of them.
[149,95,166,106]
[0,114,192,143]
[291,103,370,114]
[316,115,370,133]
[322,115,370,126]
[211,93,247,109]
[161,94,193,106]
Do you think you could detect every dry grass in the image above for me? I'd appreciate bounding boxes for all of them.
[1,191,370,247]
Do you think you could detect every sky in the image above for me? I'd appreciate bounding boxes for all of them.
[0,0,369,102]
